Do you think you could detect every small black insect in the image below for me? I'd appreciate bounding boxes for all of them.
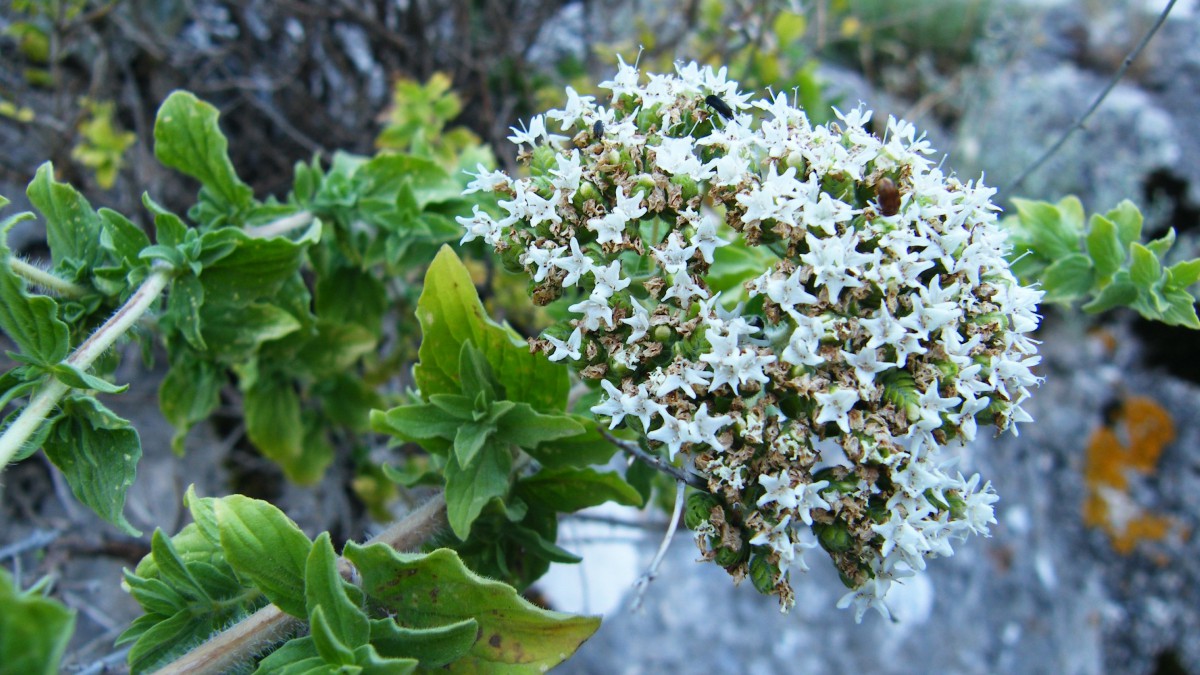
[876,177,901,217]
[705,94,734,120]
[593,119,604,139]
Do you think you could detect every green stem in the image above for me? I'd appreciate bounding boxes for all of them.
[9,257,88,299]
[0,266,172,471]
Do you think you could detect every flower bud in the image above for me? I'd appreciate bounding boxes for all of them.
[714,541,749,568]
[749,551,778,595]
[815,519,853,553]
[685,492,720,530]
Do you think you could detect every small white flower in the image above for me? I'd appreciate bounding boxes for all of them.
[545,327,582,362]
[814,388,859,433]
[757,471,799,511]
[462,164,509,194]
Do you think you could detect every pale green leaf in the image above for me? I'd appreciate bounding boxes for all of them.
[0,569,75,675]
[215,494,312,618]
[154,91,254,211]
[305,533,369,650]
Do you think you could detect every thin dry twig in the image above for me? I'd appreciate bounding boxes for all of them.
[629,480,686,612]
[598,429,707,491]
[1004,0,1178,193]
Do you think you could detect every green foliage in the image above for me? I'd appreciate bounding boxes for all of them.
[0,569,75,675]
[122,491,595,673]
[1003,197,1200,328]
[345,542,601,672]
[71,98,136,189]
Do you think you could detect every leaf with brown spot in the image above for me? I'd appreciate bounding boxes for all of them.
[344,542,599,672]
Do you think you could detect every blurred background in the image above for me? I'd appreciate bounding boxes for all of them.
[2,1,1199,673]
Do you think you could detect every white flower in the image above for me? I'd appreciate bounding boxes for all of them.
[508,114,567,147]
[550,237,592,288]
[792,480,832,526]
[653,232,697,274]
[550,150,584,196]
[568,295,615,331]
[648,410,697,460]
[521,243,564,283]
[691,403,731,451]
[592,380,627,428]
[621,300,650,343]
[590,261,631,300]
[757,471,799,511]
[545,327,582,362]
[748,514,797,573]
[545,86,596,131]
[462,164,509,194]
[799,231,874,303]
[814,388,859,433]
[685,209,729,264]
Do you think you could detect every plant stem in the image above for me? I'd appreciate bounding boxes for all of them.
[599,428,708,491]
[0,266,172,470]
[154,493,448,675]
[244,211,314,239]
[9,258,89,298]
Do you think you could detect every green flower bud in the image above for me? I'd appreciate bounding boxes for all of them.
[749,551,778,595]
[815,519,853,553]
[653,325,673,343]
[530,145,558,173]
[671,173,698,202]
[575,180,602,206]
[714,540,749,568]
[685,492,720,530]
[500,246,524,274]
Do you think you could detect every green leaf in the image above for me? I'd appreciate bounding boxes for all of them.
[507,523,582,564]
[252,637,320,674]
[1082,278,1139,314]
[1129,243,1163,288]
[184,485,221,545]
[198,300,302,361]
[99,207,151,265]
[127,608,215,675]
[516,467,644,513]
[150,529,211,602]
[1147,228,1177,259]
[457,341,498,404]
[1107,200,1144,248]
[414,246,568,413]
[344,544,600,672]
[444,442,512,539]
[48,362,128,394]
[370,404,460,445]
[43,396,141,535]
[27,162,103,269]
[142,193,189,250]
[454,420,496,469]
[214,494,312,618]
[0,568,75,675]
[1039,253,1094,303]
[154,91,254,211]
[427,393,476,420]
[1160,288,1200,329]
[244,374,304,466]
[198,223,318,299]
[315,265,387,334]
[167,274,206,350]
[368,617,477,668]
[354,644,419,675]
[0,250,70,365]
[1085,214,1125,279]
[1167,259,1200,289]
[310,605,356,666]
[494,404,585,450]
[305,533,369,650]
[519,416,621,468]
[159,354,222,454]
[1010,197,1081,261]
[123,572,187,617]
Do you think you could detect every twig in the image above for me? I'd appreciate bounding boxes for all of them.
[153,493,448,675]
[1004,0,1178,194]
[599,429,707,491]
[0,266,172,471]
[0,528,60,559]
[629,480,686,611]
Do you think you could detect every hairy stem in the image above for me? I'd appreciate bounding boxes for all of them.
[244,211,314,239]
[154,493,448,675]
[8,258,89,298]
[0,266,172,470]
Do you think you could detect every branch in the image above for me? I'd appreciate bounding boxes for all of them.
[630,480,686,611]
[0,266,172,470]
[1004,0,1178,193]
[599,428,707,491]
[243,211,315,240]
[8,258,89,298]
[153,493,448,675]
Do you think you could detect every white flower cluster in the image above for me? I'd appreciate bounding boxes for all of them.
[458,58,1043,621]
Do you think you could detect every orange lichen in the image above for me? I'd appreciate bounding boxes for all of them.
[1081,395,1177,553]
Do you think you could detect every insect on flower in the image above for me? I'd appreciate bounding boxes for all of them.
[593,119,604,140]
[705,94,734,120]
[876,176,901,217]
